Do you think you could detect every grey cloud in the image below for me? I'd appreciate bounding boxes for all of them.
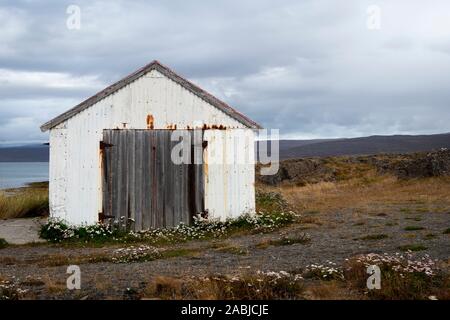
[0,0,450,143]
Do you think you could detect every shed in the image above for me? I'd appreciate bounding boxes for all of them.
[41,60,261,230]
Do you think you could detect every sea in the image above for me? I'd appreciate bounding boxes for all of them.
[0,162,49,189]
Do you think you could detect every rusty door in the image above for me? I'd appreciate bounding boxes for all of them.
[101,129,204,231]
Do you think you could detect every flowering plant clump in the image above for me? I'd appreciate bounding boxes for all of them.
[0,280,28,300]
[40,219,114,243]
[304,261,345,280]
[133,211,298,244]
[344,252,448,300]
[112,245,162,263]
[40,211,298,244]
[193,270,304,299]
[350,252,439,277]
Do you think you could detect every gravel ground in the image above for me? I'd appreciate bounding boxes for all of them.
[0,204,448,299]
[0,217,46,244]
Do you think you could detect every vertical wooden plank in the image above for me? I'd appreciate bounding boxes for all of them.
[112,130,120,222]
[102,130,110,219]
[157,130,165,227]
[142,130,152,230]
[134,130,143,231]
[128,130,136,228]
[121,130,129,227]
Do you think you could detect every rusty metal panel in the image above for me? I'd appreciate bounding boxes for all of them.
[102,129,204,231]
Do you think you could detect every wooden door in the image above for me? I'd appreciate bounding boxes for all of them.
[102,129,204,231]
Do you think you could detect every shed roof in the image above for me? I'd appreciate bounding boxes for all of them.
[40,60,262,132]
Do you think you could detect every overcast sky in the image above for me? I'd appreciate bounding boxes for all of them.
[1,0,450,144]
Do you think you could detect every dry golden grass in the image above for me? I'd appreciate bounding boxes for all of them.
[0,183,48,219]
[143,274,305,300]
[29,252,111,267]
[267,176,450,215]
[41,275,66,294]
[304,281,361,300]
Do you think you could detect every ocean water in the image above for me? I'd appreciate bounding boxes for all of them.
[0,162,49,189]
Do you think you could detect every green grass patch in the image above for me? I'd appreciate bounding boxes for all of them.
[443,228,450,234]
[398,244,428,252]
[255,191,290,213]
[214,245,248,255]
[0,238,8,249]
[0,183,48,219]
[161,248,201,259]
[360,234,388,241]
[404,226,425,231]
[269,235,311,246]
[256,234,311,248]
[405,216,422,221]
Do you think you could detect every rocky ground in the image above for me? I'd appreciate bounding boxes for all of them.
[0,200,448,299]
[258,149,450,186]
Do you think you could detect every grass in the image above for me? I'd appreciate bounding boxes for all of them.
[344,255,449,300]
[256,234,311,249]
[360,234,388,241]
[0,238,8,249]
[404,226,425,231]
[161,248,202,259]
[27,247,202,267]
[277,175,450,216]
[444,228,450,234]
[398,244,428,252]
[214,245,248,255]
[0,182,49,219]
[143,272,305,300]
[405,216,422,221]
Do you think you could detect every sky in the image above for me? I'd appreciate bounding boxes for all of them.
[1,0,450,144]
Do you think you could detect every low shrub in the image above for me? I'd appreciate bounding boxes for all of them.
[255,191,290,213]
[261,234,311,247]
[0,238,8,249]
[404,226,425,231]
[360,234,389,241]
[39,219,116,243]
[398,244,428,252]
[303,261,344,281]
[344,253,448,300]
[0,280,28,300]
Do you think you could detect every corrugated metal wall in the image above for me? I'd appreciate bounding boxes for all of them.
[204,130,256,220]
[49,69,255,225]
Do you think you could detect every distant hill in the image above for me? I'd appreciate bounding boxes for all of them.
[275,133,450,159]
[0,144,49,162]
[1,133,449,162]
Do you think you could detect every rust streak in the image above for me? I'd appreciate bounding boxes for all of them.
[201,124,227,130]
[146,114,154,129]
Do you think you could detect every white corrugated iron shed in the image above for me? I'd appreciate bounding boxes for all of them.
[41,60,261,227]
